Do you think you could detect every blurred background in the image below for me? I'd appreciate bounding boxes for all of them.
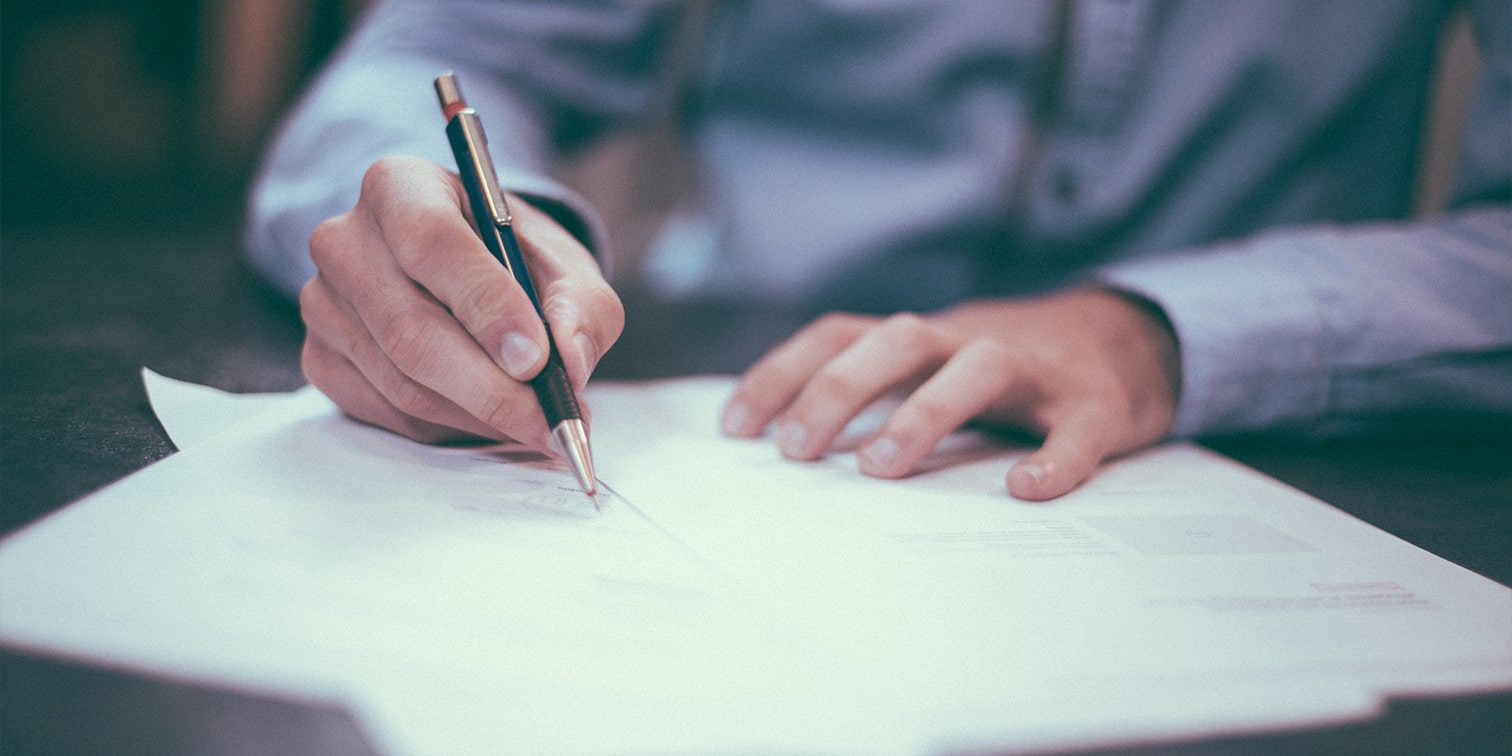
[2,0,362,233]
[0,0,696,264]
[1,1,369,530]
[0,1,1483,266]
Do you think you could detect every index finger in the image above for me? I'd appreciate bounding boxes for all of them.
[722,313,874,438]
[361,156,551,382]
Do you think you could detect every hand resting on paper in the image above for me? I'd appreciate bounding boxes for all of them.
[298,155,623,449]
[720,289,1180,500]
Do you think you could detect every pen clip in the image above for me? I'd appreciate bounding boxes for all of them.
[457,112,514,226]
[435,72,513,226]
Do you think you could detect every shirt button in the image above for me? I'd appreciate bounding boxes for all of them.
[1052,165,1081,204]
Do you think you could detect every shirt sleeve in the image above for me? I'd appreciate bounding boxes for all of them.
[1099,0,1512,438]
[244,0,678,297]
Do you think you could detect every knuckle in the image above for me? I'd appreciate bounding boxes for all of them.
[385,376,441,420]
[878,312,934,352]
[360,155,415,198]
[297,278,321,319]
[451,275,509,328]
[802,312,870,352]
[807,366,860,403]
[883,311,926,330]
[901,394,954,427]
[477,389,528,433]
[378,311,440,374]
[307,217,348,269]
[403,209,467,267]
[583,284,626,338]
[730,363,773,396]
[297,287,341,347]
[811,312,861,337]
[966,338,1016,367]
[729,373,784,417]
[300,338,329,387]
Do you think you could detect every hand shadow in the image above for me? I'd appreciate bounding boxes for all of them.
[826,401,1036,480]
[911,427,1033,477]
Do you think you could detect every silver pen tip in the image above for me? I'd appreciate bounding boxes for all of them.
[551,419,597,496]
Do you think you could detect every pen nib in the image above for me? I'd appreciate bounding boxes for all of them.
[552,419,597,496]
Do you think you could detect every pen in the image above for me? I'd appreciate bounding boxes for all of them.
[434,71,597,496]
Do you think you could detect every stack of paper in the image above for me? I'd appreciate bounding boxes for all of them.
[0,371,1506,754]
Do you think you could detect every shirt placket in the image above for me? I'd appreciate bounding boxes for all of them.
[1030,0,1151,240]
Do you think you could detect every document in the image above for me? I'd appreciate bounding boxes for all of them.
[585,379,1512,749]
[0,372,1507,755]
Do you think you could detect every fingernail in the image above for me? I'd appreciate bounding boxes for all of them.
[778,421,809,457]
[1018,462,1047,486]
[500,332,543,379]
[861,436,900,472]
[1010,461,1049,497]
[722,401,753,436]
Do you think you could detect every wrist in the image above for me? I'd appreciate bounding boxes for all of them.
[1093,287,1182,419]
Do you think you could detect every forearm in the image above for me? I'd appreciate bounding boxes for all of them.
[244,0,660,297]
[1100,207,1512,437]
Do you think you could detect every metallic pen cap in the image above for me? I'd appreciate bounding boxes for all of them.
[551,418,597,496]
[434,71,464,110]
[434,70,513,225]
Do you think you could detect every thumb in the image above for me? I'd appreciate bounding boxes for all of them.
[1006,407,1114,501]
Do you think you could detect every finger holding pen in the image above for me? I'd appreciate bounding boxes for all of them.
[434,71,605,493]
[298,156,622,454]
[305,156,549,449]
[360,156,615,388]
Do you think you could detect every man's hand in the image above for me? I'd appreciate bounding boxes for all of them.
[299,155,623,447]
[720,289,1180,500]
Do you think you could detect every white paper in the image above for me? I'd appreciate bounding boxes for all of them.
[1,373,1507,755]
[142,368,326,449]
[586,379,1512,746]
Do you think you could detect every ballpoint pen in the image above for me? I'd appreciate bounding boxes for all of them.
[434,71,597,496]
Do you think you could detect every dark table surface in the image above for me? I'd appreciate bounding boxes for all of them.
[2,228,1508,755]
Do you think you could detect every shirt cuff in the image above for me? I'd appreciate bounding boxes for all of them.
[1096,237,1332,437]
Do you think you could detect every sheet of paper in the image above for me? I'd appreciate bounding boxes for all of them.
[586,379,1512,747]
[7,375,933,755]
[2,373,1507,755]
[142,368,326,449]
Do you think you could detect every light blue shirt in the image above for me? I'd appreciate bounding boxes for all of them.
[248,0,1512,438]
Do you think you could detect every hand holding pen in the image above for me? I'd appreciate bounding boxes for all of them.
[435,71,597,493]
[296,80,623,490]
